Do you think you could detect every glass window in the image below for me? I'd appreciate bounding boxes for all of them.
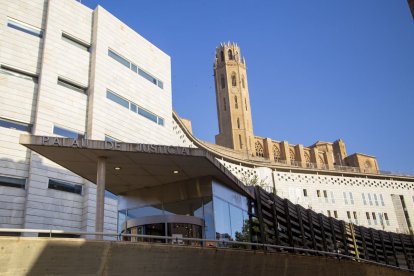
[317,190,321,197]
[163,198,204,218]
[0,175,25,189]
[334,210,338,218]
[374,194,378,206]
[330,191,335,203]
[61,33,89,51]
[106,90,129,109]
[7,17,43,38]
[138,68,157,84]
[0,65,37,82]
[108,49,130,68]
[212,181,248,211]
[57,77,86,94]
[157,117,164,126]
[53,125,84,139]
[368,193,373,205]
[343,192,348,204]
[157,80,164,89]
[362,193,367,205]
[105,190,118,200]
[380,194,384,206]
[347,211,351,219]
[349,192,354,205]
[213,197,231,240]
[229,204,245,241]
[138,107,158,123]
[48,179,82,195]
[130,103,137,113]
[118,209,127,233]
[0,118,31,132]
[131,63,138,73]
[303,189,307,197]
[203,197,215,240]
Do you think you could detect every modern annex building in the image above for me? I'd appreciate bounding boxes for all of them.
[0,0,414,248]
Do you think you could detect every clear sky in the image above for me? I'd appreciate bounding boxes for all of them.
[82,0,414,175]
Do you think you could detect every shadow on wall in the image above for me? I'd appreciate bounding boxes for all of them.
[0,237,411,276]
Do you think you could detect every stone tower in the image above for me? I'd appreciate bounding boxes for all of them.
[214,42,254,154]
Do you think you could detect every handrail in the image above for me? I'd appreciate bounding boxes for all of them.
[0,228,412,273]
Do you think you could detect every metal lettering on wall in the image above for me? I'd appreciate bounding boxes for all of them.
[41,136,189,155]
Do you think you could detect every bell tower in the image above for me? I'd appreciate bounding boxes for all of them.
[214,42,254,154]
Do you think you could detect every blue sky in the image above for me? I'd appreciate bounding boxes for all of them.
[82,0,414,174]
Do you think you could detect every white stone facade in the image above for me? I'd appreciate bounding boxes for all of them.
[0,0,173,234]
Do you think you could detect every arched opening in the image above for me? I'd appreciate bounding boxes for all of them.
[223,98,226,111]
[234,96,238,109]
[255,142,264,157]
[220,51,224,62]
[237,118,240,129]
[220,75,225,89]
[231,73,237,87]
[239,135,243,149]
[228,49,233,60]
[273,145,281,162]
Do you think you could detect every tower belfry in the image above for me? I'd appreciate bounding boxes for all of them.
[214,42,254,154]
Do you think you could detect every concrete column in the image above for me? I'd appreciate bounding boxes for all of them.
[263,138,272,160]
[295,144,306,168]
[311,148,321,169]
[325,151,335,170]
[95,157,106,239]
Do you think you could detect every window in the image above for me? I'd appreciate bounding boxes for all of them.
[237,118,240,129]
[327,210,331,217]
[366,212,371,225]
[228,49,233,60]
[384,213,390,226]
[106,90,129,109]
[138,68,157,85]
[323,190,328,203]
[234,96,238,109]
[380,194,384,206]
[106,90,164,126]
[349,192,354,205]
[368,193,373,205]
[374,194,378,206]
[48,179,82,195]
[347,211,351,219]
[105,135,120,142]
[317,190,321,197]
[105,190,118,200]
[220,75,225,89]
[61,32,89,51]
[223,98,226,111]
[108,49,130,68]
[108,48,163,89]
[362,193,367,205]
[7,17,43,38]
[372,212,377,225]
[343,192,348,205]
[239,135,243,149]
[0,65,37,82]
[0,118,31,132]
[57,77,87,94]
[245,98,247,111]
[255,142,264,157]
[220,51,224,62]
[231,74,237,87]
[353,211,358,224]
[303,189,307,197]
[53,125,84,139]
[0,175,25,189]
[334,211,338,218]
[330,191,335,204]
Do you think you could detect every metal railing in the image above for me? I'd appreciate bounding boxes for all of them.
[0,228,413,273]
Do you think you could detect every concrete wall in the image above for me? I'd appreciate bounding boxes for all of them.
[0,237,411,276]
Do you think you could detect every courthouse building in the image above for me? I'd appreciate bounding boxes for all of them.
[1,0,414,241]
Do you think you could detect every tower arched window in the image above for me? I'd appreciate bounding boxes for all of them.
[237,118,240,129]
[220,51,224,62]
[245,98,247,111]
[234,96,238,109]
[231,73,237,87]
[273,145,281,162]
[255,142,264,157]
[239,135,243,149]
[223,98,226,111]
[228,49,233,60]
[220,75,225,89]
[242,76,245,88]
[289,149,296,161]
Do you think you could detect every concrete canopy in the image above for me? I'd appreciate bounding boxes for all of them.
[20,135,254,198]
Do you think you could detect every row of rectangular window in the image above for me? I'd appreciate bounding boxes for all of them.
[107,49,164,89]
[57,77,87,94]
[0,117,32,132]
[48,179,82,195]
[343,192,354,205]
[0,65,38,83]
[0,175,26,189]
[366,212,390,226]
[61,32,90,52]
[53,125,84,139]
[106,90,164,126]
[362,193,384,206]
[7,17,43,38]
[314,189,335,204]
